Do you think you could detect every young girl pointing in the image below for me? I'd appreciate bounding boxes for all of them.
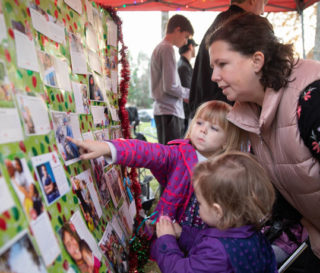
[68,101,246,237]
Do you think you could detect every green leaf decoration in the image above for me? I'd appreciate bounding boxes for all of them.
[11,207,20,221]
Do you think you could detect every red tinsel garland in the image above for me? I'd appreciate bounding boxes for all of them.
[100,5,144,273]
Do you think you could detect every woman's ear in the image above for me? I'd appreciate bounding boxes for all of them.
[212,203,223,220]
[252,51,265,73]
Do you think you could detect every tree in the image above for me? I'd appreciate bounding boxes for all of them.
[127,51,153,108]
[266,4,317,59]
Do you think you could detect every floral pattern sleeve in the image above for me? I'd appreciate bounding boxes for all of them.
[297,80,320,162]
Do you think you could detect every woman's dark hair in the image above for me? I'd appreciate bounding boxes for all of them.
[206,12,296,91]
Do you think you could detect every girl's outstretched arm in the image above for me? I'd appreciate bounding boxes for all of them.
[66,137,111,160]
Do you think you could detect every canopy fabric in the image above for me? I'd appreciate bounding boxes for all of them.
[96,0,318,12]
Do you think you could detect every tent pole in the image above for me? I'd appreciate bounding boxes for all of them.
[161,11,169,38]
[300,10,306,58]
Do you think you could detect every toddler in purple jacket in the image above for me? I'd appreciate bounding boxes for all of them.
[155,151,278,273]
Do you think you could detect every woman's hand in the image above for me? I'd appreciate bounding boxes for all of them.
[66,137,111,160]
[156,216,175,238]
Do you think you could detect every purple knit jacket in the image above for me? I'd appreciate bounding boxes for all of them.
[110,138,198,222]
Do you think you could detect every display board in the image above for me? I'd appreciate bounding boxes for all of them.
[0,0,136,272]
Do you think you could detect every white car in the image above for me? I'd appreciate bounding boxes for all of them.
[138,109,154,122]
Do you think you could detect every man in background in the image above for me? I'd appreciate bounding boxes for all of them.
[150,14,194,145]
[188,0,267,118]
[177,38,198,133]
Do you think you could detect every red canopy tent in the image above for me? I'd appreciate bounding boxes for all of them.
[96,0,318,12]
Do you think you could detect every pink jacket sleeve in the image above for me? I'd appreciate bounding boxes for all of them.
[110,139,180,187]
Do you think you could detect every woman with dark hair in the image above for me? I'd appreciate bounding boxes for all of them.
[206,12,320,268]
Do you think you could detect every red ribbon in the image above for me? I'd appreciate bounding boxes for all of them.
[100,5,144,272]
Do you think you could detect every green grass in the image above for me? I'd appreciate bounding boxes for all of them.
[134,121,159,201]
[136,121,158,143]
[133,122,163,272]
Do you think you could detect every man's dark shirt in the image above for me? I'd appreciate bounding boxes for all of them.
[188,5,245,118]
[178,55,193,122]
[178,56,193,88]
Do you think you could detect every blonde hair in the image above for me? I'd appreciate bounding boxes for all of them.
[192,151,275,230]
[185,100,247,155]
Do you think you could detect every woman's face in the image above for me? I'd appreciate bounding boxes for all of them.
[63,231,82,261]
[209,40,265,105]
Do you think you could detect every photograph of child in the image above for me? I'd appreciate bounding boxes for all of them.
[4,157,44,220]
[99,173,111,206]
[91,106,108,128]
[103,107,109,127]
[81,85,90,114]
[36,163,60,205]
[110,48,117,70]
[70,32,82,53]
[71,177,99,231]
[51,111,80,164]
[0,83,12,105]
[37,51,57,87]
[114,169,130,206]
[120,167,133,204]
[111,128,122,139]
[118,203,133,237]
[0,2,7,43]
[105,168,122,208]
[0,167,16,215]
[93,129,109,142]
[92,8,103,36]
[16,93,51,136]
[0,59,7,82]
[72,81,90,114]
[0,232,47,273]
[91,157,103,184]
[18,96,35,134]
[69,33,87,75]
[103,54,112,78]
[88,74,104,102]
[90,157,110,206]
[0,60,14,107]
[37,51,56,86]
[99,223,128,273]
[60,222,100,273]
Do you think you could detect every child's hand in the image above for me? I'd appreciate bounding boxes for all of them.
[66,137,111,160]
[173,222,182,238]
[156,216,175,238]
